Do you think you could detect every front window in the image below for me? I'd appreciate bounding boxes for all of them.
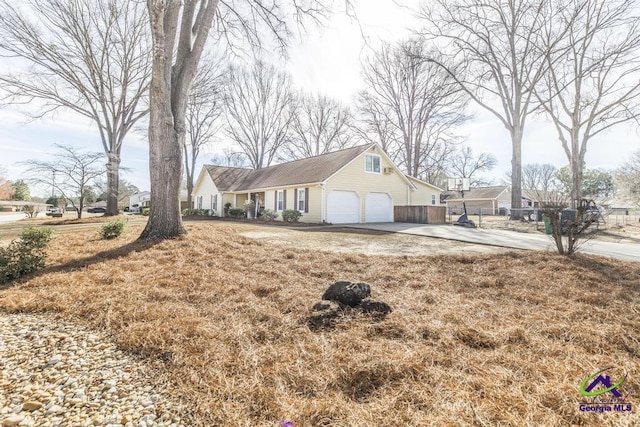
[431,195,436,205]
[212,194,217,211]
[277,190,284,211]
[197,196,203,209]
[297,188,306,211]
[365,154,381,173]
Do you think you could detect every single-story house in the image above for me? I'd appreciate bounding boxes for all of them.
[446,185,545,215]
[192,143,443,224]
[0,200,51,213]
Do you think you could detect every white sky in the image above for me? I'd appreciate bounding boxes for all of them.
[1,1,639,196]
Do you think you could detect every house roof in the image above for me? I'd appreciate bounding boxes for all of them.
[446,186,551,202]
[204,144,376,191]
[406,175,444,192]
[447,185,510,201]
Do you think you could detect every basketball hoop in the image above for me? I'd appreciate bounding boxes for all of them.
[447,177,470,192]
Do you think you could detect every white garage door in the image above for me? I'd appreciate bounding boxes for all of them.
[327,190,360,224]
[365,192,393,223]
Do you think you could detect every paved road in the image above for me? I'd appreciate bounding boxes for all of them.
[345,223,640,262]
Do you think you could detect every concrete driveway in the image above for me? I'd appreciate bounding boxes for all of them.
[345,223,640,262]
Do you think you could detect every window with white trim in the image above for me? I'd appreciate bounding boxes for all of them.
[431,195,436,205]
[197,195,203,209]
[365,154,381,173]
[297,188,305,211]
[276,190,284,211]
[212,194,217,211]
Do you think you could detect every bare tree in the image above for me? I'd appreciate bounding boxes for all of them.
[211,147,249,168]
[22,145,105,218]
[185,54,226,210]
[141,1,218,239]
[523,163,558,193]
[537,195,601,255]
[536,0,640,206]
[359,38,469,182]
[421,0,559,218]
[616,150,640,207]
[283,93,354,160]
[354,95,399,159]
[141,0,332,239]
[447,146,497,187]
[224,61,295,169]
[0,0,151,217]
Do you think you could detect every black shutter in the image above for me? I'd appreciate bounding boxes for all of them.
[294,189,298,211]
[274,191,278,210]
[283,190,287,210]
[305,188,309,213]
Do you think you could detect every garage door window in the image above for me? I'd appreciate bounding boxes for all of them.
[365,154,381,173]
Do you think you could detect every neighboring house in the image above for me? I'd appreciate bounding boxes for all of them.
[445,185,547,215]
[0,200,50,212]
[128,191,151,212]
[192,143,443,224]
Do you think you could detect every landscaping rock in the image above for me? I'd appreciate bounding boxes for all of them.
[357,298,392,315]
[22,401,43,412]
[308,282,392,329]
[0,312,188,426]
[308,300,347,329]
[311,300,345,312]
[1,415,24,427]
[322,281,371,307]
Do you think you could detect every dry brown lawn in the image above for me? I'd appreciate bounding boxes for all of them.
[1,222,639,426]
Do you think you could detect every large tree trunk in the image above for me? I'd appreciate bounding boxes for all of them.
[139,78,186,239]
[510,127,523,219]
[106,153,120,216]
[139,1,186,240]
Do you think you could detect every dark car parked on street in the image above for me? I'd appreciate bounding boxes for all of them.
[87,207,107,213]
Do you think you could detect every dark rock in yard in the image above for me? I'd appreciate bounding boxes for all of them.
[312,300,345,312]
[307,306,340,330]
[322,281,371,307]
[357,298,392,315]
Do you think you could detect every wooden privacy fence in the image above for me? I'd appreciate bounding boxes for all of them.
[394,206,446,224]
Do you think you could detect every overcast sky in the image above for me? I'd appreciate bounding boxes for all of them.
[1,1,639,197]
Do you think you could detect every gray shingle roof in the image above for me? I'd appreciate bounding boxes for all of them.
[447,185,509,200]
[204,144,375,191]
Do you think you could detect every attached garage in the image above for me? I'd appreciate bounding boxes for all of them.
[327,190,360,224]
[365,192,393,223]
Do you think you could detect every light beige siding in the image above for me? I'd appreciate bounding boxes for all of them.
[325,147,410,223]
[409,179,442,206]
[263,186,322,223]
[191,171,220,213]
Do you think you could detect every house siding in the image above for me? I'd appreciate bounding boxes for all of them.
[264,185,322,223]
[408,180,442,206]
[325,148,410,223]
[192,172,220,213]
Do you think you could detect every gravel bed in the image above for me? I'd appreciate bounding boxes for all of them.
[0,312,186,427]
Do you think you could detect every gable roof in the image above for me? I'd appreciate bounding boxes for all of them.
[204,144,375,191]
[406,175,443,192]
[446,185,510,201]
